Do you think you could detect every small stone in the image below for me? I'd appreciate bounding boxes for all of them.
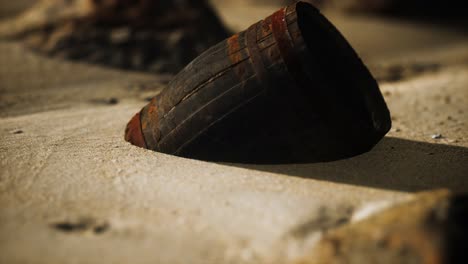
[10,129,23,134]
[431,134,443,139]
[444,96,451,104]
[90,98,119,105]
[108,98,119,105]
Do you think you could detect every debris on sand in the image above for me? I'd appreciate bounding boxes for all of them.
[10,129,24,134]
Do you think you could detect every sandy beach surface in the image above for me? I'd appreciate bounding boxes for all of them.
[1,1,467,263]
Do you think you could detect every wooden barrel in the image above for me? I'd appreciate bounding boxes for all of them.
[125,1,391,164]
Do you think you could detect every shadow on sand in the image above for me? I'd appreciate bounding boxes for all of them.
[227,137,468,193]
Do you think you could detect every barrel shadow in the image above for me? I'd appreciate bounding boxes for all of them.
[227,137,468,193]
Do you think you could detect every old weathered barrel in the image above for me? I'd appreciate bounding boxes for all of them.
[125,1,392,164]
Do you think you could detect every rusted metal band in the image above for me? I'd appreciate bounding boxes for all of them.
[125,111,148,149]
[245,22,268,85]
[144,98,162,150]
[227,34,242,64]
[271,7,308,87]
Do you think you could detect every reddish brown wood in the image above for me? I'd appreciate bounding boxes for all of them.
[125,112,147,149]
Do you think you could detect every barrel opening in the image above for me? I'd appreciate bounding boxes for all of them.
[296,2,390,140]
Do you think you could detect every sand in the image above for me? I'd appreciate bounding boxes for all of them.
[1,1,467,263]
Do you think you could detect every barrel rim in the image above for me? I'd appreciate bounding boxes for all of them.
[295,1,391,139]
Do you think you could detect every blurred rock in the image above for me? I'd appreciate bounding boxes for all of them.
[0,0,229,73]
[303,0,466,17]
[295,190,468,264]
